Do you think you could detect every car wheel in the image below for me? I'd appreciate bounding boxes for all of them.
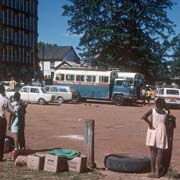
[57,96,64,105]
[113,95,125,106]
[38,98,46,105]
[104,154,151,173]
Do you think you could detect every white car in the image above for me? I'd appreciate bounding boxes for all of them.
[44,85,80,104]
[6,86,55,105]
[155,87,180,108]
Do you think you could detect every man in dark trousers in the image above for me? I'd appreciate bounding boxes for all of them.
[0,85,15,161]
[17,93,27,149]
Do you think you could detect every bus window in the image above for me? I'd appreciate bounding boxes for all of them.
[126,78,133,85]
[86,75,96,82]
[56,74,64,81]
[99,76,109,83]
[76,75,85,82]
[66,74,75,81]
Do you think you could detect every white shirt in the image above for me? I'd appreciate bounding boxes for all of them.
[0,94,14,118]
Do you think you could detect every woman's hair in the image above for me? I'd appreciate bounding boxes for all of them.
[14,92,21,101]
[156,98,166,109]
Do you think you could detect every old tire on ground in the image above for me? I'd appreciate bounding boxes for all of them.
[104,154,151,173]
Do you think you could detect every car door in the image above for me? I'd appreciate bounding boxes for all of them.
[58,87,71,100]
[29,87,40,103]
[19,87,29,101]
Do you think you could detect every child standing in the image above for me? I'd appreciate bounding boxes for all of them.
[9,92,27,150]
[142,98,169,178]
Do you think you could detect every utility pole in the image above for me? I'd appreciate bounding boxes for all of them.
[33,33,36,79]
[42,43,45,78]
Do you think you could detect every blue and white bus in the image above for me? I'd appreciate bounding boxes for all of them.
[53,68,137,105]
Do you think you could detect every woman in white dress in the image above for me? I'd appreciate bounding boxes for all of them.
[142,98,169,178]
[9,92,20,150]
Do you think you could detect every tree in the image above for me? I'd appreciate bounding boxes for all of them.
[170,35,180,77]
[62,0,176,80]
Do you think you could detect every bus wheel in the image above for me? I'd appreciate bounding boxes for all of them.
[113,95,125,106]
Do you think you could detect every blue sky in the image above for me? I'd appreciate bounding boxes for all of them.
[38,0,180,54]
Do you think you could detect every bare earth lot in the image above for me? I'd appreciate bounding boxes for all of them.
[7,101,180,179]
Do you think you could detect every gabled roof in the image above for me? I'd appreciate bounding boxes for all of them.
[55,61,80,70]
[38,45,72,59]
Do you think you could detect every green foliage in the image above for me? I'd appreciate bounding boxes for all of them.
[171,35,180,77]
[62,0,178,79]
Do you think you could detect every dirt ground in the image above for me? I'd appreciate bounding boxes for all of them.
[7,100,180,179]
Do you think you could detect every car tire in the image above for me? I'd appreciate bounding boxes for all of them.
[104,154,151,173]
[38,98,46,105]
[57,96,64,105]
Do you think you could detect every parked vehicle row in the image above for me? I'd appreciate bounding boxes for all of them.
[5,85,80,105]
[6,86,55,105]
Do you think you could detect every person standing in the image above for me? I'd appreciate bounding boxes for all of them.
[142,98,169,178]
[9,92,20,150]
[146,88,151,104]
[141,87,146,105]
[0,85,15,161]
[9,92,27,150]
[17,94,27,149]
[9,77,17,91]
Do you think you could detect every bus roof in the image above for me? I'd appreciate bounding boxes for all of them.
[117,72,144,79]
[55,69,119,77]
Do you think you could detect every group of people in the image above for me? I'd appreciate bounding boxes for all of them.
[0,81,175,179]
[141,86,153,105]
[0,84,27,161]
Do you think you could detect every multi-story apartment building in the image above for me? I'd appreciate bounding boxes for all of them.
[0,0,38,82]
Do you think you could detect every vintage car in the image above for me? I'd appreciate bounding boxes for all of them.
[44,85,80,104]
[6,86,55,105]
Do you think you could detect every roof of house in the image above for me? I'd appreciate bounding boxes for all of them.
[55,61,80,69]
[38,44,79,61]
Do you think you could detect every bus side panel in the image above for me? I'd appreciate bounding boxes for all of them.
[54,82,110,99]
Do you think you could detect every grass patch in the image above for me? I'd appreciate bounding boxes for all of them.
[0,161,104,180]
[165,167,180,179]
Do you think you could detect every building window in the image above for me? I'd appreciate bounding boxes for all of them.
[50,61,55,69]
